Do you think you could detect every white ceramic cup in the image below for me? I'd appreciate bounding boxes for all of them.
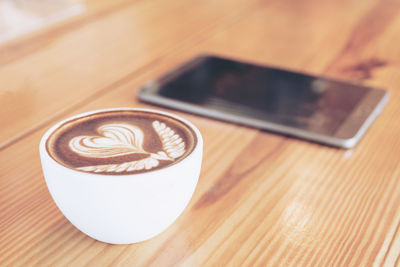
[39,108,203,244]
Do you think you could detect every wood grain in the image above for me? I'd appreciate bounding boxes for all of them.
[0,0,261,149]
[1,0,400,266]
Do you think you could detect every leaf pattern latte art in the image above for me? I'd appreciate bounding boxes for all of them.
[69,121,186,173]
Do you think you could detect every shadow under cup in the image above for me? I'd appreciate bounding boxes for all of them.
[39,108,203,244]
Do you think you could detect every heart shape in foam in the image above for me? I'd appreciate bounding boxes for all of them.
[68,121,186,173]
[69,124,148,158]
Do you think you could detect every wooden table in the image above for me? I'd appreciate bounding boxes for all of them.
[1,0,400,265]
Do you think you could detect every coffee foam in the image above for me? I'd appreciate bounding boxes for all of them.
[46,110,197,175]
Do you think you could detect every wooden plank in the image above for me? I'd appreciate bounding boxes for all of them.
[0,0,261,149]
[0,0,136,66]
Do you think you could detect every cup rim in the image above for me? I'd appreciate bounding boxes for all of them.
[39,107,203,178]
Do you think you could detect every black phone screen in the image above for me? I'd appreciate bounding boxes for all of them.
[156,56,373,135]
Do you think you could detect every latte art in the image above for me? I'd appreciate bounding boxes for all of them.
[152,120,185,159]
[69,124,147,158]
[69,121,186,173]
[46,110,196,175]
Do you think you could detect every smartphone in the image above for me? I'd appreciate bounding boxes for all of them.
[138,55,389,148]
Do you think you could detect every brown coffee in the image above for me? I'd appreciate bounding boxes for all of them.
[46,110,197,175]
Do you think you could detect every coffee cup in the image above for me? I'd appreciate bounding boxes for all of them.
[39,108,203,244]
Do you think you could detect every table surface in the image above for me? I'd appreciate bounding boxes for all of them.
[1,0,400,266]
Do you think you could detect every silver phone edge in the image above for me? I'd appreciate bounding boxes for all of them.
[138,89,390,149]
[340,90,390,148]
